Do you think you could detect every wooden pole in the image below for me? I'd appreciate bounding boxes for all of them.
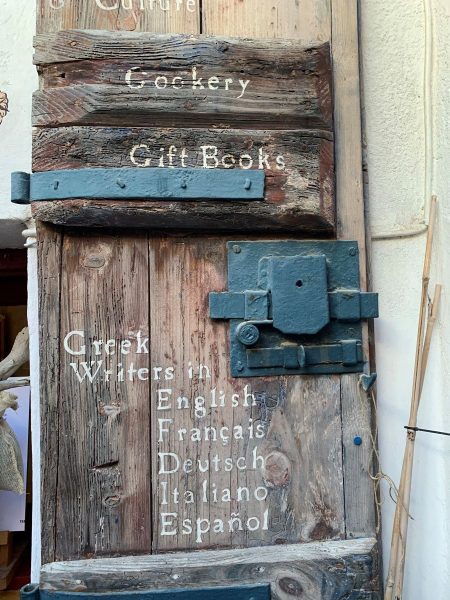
[384,196,438,600]
[393,283,442,599]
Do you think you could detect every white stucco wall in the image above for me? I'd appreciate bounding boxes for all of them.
[361,0,450,597]
[0,0,35,247]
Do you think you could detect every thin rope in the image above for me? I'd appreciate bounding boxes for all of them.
[357,380,413,534]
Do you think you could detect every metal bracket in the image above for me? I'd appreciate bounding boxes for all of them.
[209,241,379,377]
[11,168,265,204]
[20,584,270,600]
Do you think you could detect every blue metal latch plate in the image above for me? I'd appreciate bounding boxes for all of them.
[209,241,378,377]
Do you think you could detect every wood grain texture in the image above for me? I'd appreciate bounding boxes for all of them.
[201,0,331,41]
[37,221,62,565]
[331,0,375,537]
[341,375,376,538]
[33,32,332,130]
[56,232,151,560]
[32,126,335,232]
[39,538,379,599]
[148,236,345,551]
[37,0,200,35]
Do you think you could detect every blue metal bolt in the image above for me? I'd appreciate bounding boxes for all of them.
[244,178,252,190]
[116,179,126,189]
[237,322,260,346]
[237,361,244,372]
[53,180,59,190]
[354,436,363,446]
[180,180,188,189]
[349,246,357,256]
[232,244,241,254]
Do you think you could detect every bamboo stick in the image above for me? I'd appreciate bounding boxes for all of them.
[393,284,442,599]
[384,196,438,600]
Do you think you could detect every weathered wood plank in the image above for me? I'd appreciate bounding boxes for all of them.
[341,375,376,538]
[56,232,151,560]
[331,0,375,537]
[148,236,344,552]
[201,0,331,42]
[201,0,377,548]
[36,0,200,35]
[33,32,332,130]
[32,125,335,232]
[40,538,379,600]
[37,221,62,565]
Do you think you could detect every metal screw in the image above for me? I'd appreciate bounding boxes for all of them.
[180,181,187,189]
[53,180,59,190]
[244,178,252,190]
[116,179,126,189]
[232,244,241,254]
[349,246,357,256]
[354,436,362,446]
[236,361,244,372]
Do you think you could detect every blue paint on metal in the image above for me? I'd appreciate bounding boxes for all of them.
[20,584,40,600]
[11,172,31,205]
[354,436,363,446]
[21,585,270,600]
[10,168,264,203]
[267,254,329,334]
[208,241,379,377]
[360,372,378,392]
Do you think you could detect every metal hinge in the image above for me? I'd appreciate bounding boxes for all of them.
[11,168,264,204]
[209,241,379,377]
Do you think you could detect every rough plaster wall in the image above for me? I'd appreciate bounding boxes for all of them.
[361,0,449,597]
[0,0,35,248]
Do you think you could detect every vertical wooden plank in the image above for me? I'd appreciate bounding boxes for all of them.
[149,236,345,551]
[38,222,62,565]
[56,233,150,560]
[202,0,331,41]
[340,375,376,538]
[37,0,200,34]
[36,0,201,564]
[331,0,375,537]
[199,0,346,548]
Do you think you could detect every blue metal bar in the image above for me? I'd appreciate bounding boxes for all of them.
[11,168,265,204]
[21,584,270,600]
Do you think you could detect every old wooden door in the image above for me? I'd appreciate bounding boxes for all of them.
[33,1,380,598]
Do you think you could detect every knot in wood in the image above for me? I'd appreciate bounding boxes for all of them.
[263,450,291,488]
[102,494,121,508]
[84,254,106,268]
[278,576,303,596]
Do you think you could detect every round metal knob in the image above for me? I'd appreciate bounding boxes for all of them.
[236,322,260,346]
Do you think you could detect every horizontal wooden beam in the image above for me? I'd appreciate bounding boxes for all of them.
[32,126,335,232]
[33,31,332,130]
[40,538,379,598]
